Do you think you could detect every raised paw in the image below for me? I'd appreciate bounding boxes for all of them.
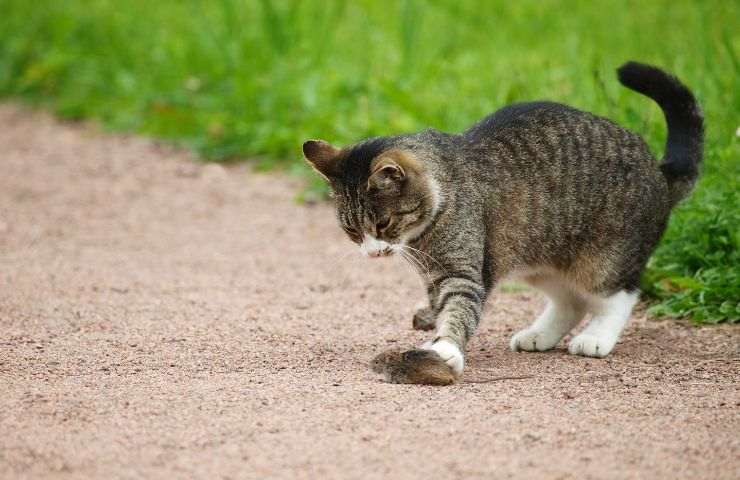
[567,333,615,358]
[510,328,561,352]
[412,307,436,331]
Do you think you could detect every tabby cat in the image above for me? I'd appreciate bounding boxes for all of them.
[303,62,703,385]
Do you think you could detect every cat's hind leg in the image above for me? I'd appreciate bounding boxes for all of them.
[568,289,638,358]
[510,275,586,352]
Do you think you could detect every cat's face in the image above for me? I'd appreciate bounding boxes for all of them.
[303,139,438,257]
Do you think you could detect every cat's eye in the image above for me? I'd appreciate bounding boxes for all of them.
[376,217,391,233]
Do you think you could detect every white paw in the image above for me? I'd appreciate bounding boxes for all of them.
[425,339,464,377]
[567,333,615,358]
[509,328,560,352]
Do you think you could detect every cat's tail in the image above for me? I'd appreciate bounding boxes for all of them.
[617,61,704,205]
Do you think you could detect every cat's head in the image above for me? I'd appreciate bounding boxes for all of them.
[302,137,440,257]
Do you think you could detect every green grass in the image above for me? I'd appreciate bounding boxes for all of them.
[0,0,737,322]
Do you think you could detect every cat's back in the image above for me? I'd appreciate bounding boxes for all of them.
[462,101,569,141]
[461,100,660,182]
[463,101,638,146]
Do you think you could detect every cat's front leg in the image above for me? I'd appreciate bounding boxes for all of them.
[376,272,486,384]
[412,283,438,331]
[423,274,485,377]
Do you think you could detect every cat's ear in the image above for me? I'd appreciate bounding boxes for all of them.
[368,160,405,191]
[303,139,341,181]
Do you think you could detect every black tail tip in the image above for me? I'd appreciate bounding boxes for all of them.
[615,61,699,111]
[616,61,664,89]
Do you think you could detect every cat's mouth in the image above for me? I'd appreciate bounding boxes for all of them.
[362,245,395,258]
[368,247,394,258]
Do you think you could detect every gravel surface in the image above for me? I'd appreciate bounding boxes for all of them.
[1,105,738,479]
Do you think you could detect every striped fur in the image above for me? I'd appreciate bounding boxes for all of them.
[303,62,703,384]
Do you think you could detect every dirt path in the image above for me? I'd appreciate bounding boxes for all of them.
[0,105,738,479]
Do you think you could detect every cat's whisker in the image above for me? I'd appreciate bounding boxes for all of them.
[399,245,447,280]
[398,251,425,278]
[395,246,417,269]
[396,251,424,279]
[403,250,431,276]
[397,248,432,279]
[396,245,431,274]
[399,244,446,274]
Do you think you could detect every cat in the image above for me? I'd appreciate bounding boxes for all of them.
[303,62,703,385]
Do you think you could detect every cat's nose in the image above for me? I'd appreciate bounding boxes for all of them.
[361,236,392,258]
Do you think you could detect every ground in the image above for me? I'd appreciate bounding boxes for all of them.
[0,105,738,479]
